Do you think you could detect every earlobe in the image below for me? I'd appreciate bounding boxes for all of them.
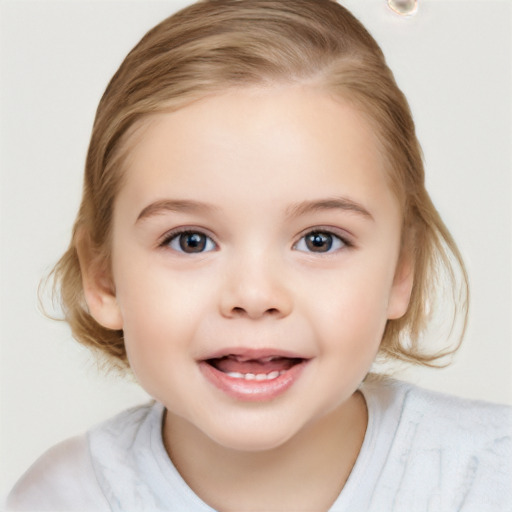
[387,254,414,320]
[76,232,123,330]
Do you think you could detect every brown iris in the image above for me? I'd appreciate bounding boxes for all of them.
[179,232,208,253]
[305,232,334,252]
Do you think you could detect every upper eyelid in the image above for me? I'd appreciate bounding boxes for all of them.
[293,226,353,245]
[159,226,218,247]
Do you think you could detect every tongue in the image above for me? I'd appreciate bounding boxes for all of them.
[209,356,301,375]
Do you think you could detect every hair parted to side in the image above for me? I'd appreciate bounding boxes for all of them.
[51,0,468,370]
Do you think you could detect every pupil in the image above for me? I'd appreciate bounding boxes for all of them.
[180,233,206,252]
[306,232,332,252]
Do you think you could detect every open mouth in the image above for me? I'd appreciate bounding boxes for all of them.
[205,354,305,381]
[199,351,309,400]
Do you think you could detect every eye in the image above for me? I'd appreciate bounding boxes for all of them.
[164,230,217,254]
[294,230,347,253]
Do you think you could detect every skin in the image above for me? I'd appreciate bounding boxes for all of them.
[80,85,413,511]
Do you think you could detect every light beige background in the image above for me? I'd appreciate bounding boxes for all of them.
[1,0,511,498]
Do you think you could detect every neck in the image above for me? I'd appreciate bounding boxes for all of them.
[162,391,367,512]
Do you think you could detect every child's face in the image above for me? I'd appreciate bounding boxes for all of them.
[87,85,412,451]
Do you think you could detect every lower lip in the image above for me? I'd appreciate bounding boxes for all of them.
[198,360,308,402]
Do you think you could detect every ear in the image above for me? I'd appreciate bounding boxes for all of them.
[76,231,123,330]
[387,251,414,320]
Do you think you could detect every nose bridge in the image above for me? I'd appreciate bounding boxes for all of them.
[219,244,292,320]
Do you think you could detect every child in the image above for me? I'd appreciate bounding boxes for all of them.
[6,0,511,510]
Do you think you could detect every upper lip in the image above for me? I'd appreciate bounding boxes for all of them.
[200,347,310,362]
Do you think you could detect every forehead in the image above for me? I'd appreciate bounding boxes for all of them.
[115,85,399,222]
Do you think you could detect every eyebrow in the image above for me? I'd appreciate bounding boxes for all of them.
[136,199,219,222]
[136,196,373,223]
[286,197,374,221]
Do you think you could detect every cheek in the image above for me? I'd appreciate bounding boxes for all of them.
[302,262,395,349]
[117,285,204,402]
[112,261,212,371]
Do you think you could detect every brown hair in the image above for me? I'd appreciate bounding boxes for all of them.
[50,0,468,369]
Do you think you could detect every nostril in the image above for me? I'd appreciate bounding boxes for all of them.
[229,306,280,318]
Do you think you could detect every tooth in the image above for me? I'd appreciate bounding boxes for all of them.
[225,370,285,381]
[226,372,244,379]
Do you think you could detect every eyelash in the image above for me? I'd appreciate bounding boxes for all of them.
[159,228,218,254]
[159,227,353,255]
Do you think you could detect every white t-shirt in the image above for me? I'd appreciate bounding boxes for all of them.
[6,379,512,511]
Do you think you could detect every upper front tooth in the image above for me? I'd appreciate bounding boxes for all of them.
[260,356,276,362]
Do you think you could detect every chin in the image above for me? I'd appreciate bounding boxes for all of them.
[210,427,297,453]
[201,412,304,453]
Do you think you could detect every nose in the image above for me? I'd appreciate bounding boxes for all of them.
[219,252,293,320]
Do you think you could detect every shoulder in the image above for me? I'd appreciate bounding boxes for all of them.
[371,378,512,460]
[5,402,160,512]
[5,434,109,511]
[398,380,511,447]
[363,379,512,511]
[364,377,512,437]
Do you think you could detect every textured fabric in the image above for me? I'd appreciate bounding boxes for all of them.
[6,380,512,511]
